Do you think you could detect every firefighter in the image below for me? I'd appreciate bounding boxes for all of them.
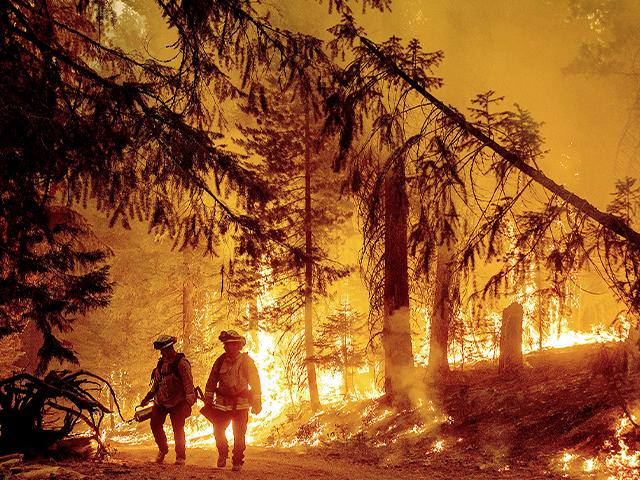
[204,330,262,472]
[141,335,195,465]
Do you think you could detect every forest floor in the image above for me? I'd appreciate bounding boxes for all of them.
[9,342,640,479]
[23,444,569,480]
[255,341,640,479]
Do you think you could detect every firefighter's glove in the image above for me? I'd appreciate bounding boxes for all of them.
[251,399,262,415]
[140,394,152,407]
[186,393,196,406]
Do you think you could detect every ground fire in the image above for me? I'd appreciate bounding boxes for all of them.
[2,0,640,479]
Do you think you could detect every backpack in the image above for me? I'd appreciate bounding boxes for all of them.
[151,353,188,384]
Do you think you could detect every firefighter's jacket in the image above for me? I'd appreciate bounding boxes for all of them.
[146,353,195,409]
[205,352,261,411]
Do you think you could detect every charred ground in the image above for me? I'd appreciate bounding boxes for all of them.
[260,342,638,478]
[4,342,636,479]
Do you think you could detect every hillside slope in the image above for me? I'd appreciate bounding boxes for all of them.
[262,343,640,479]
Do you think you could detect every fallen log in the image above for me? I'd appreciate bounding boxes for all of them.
[11,466,86,479]
[0,453,24,464]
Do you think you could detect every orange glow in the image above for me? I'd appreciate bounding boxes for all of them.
[416,239,630,368]
[558,416,640,479]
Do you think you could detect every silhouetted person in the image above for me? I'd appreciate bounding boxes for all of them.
[204,330,262,472]
[141,335,195,465]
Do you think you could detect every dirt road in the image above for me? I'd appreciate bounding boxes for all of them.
[53,445,579,480]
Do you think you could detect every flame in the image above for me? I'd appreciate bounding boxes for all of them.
[602,417,640,479]
[583,457,597,472]
[106,244,632,453]
[317,371,344,402]
[177,263,383,448]
[177,330,290,446]
[558,417,640,479]
[416,234,631,367]
[418,308,628,368]
[561,451,575,471]
[431,439,445,453]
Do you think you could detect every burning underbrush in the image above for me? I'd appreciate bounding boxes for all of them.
[260,397,450,450]
[96,341,640,478]
[254,342,640,478]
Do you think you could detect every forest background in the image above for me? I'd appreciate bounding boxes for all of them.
[1,0,640,447]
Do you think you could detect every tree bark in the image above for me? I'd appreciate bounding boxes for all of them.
[304,109,320,410]
[499,302,524,373]
[427,244,453,378]
[359,35,640,249]
[182,250,194,356]
[625,323,640,373]
[248,297,260,350]
[383,155,414,404]
[536,268,545,350]
[16,320,41,374]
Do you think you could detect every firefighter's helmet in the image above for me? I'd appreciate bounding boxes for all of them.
[218,330,246,345]
[153,334,177,350]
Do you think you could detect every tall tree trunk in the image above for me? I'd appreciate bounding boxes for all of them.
[428,244,453,378]
[382,155,414,404]
[304,110,320,410]
[536,267,544,350]
[182,250,194,356]
[248,297,260,351]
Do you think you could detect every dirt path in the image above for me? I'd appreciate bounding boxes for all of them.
[51,445,583,480]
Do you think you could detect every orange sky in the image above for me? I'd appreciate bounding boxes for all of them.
[276,0,637,207]
[105,0,640,328]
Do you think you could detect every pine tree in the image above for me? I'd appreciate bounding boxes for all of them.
[0,202,112,371]
[315,302,366,397]
[1,0,393,369]
[325,26,445,403]
[325,15,640,393]
[231,77,352,409]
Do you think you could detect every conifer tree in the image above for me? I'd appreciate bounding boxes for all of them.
[232,77,352,409]
[325,25,446,402]
[325,14,640,393]
[1,0,391,370]
[315,302,366,397]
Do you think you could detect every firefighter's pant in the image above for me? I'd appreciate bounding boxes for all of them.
[150,401,191,459]
[212,408,249,465]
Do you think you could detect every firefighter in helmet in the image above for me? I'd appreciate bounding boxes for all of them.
[141,335,195,465]
[204,330,262,472]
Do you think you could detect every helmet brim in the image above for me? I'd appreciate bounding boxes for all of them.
[153,339,176,350]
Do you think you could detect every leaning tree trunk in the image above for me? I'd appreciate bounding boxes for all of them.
[427,244,454,379]
[360,35,640,249]
[499,302,524,373]
[382,155,414,404]
[304,110,320,410]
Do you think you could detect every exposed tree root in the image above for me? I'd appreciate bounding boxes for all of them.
[0,370,124,457]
